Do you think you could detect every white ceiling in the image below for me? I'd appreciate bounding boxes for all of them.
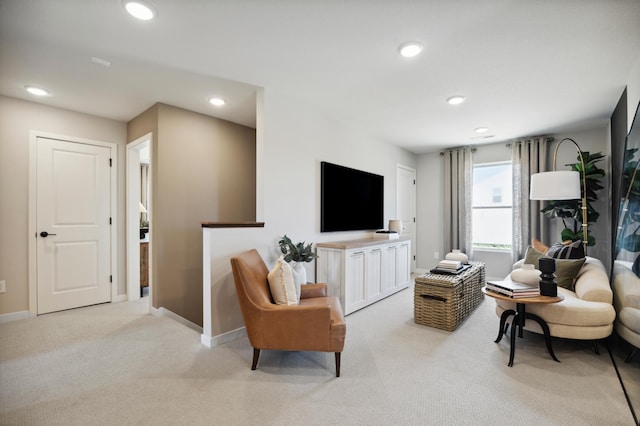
[1,0,639,154]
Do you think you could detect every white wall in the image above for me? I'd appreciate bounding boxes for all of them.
[627,55,640,131]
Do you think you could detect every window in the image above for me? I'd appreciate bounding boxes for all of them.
[472,162,512,250]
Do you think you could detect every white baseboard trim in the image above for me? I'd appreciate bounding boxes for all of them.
[414,268,428,275]
[201,327,247,348]
[151,306,203,333]
[0,310,30,324]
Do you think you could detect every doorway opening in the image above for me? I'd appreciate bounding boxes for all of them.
[126,134,152,306]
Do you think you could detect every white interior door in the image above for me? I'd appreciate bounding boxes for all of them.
[36,137,112,314]
[397,164,416,272]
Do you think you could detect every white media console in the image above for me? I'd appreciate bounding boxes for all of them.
[315,237,411,315]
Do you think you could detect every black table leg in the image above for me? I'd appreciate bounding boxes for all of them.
[508,309,519,367]
[524,312,560,363]
[495,309,514,343]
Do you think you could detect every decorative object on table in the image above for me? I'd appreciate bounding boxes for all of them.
[388,219,402,233]
[277,235,318,291]
[445,249,468,263]
[530,138,605,254]
[415,261,486,331]
[509,263,541,287]
[538,257,557,297]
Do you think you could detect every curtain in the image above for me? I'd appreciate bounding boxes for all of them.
[511,137,550,260]
[442,148,473,258]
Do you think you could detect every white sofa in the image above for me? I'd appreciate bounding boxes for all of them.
[494,257,616,342]
[612,261,640,362]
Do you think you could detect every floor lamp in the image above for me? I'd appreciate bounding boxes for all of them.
[529,138,588,255]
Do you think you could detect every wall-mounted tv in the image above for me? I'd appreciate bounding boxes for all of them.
[321,161,384,232]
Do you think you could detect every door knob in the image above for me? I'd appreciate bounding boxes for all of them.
[40,231,57,237]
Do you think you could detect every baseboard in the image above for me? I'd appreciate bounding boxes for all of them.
[151,306,203,334]
[0,310,30,324]
[201,327,247,348]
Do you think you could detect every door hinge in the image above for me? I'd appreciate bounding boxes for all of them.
[413,255,416,260]
[109,275,112,283]
[413,217,416,223]
[413,179,416,185]
[109,217,112,225]
[109,158,112,167]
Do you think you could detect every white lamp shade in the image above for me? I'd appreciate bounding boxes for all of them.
[530,171,581,200]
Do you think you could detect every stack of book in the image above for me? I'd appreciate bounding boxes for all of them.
[486,278,540,298]
[437,259,463,271]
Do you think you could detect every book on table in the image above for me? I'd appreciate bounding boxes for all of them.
[437,259,462,270]
[486,278,540,298]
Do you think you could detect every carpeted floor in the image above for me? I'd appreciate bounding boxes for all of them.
[0,283,636,425]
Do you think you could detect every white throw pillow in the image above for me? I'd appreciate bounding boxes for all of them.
[267,256,299,305]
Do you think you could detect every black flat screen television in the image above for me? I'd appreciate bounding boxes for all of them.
[321,161,384,232]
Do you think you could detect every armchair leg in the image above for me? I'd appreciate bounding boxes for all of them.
[625,347,637,363]
[335,352,341,377]
[591,340,600,355]
[251,348,260,370]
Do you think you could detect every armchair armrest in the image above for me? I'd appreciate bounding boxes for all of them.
[300,283,327,299]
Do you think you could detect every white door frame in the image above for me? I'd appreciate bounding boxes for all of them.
[28,131,118,316]
[396,163,417,272]
[126,133,152,303]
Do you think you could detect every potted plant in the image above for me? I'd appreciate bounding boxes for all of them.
[278,235,319,287]
[540,151,605,246]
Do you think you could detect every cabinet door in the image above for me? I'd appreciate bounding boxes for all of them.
[316,248,343,299]
[346,251,366,313]
[396,242,410,287]
[366,248,382,299]
[382,245,397,294]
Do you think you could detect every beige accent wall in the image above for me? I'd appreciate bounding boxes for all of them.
[0,95,127,316]
[127,103,256,327]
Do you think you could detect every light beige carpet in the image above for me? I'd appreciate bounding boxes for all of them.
[0,283,635,425]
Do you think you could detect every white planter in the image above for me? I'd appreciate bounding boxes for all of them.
[290,261,307,300]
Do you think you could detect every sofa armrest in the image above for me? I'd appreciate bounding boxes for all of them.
[574,257,612,303]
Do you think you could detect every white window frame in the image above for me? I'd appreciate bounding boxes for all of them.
[472,161,512,252]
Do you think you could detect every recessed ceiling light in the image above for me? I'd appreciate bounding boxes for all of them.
[475,127,489,133]
[209,97,226,106]
[124,1,156,20]
[447,96,465,105]
[24,86,50,96]
[398,41,424,58]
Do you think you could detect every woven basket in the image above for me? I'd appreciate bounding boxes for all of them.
[414,261,485,331]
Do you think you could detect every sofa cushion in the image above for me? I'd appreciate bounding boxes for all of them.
[267,256,298,305]
[523,246,585,291]
[546,240,585,259]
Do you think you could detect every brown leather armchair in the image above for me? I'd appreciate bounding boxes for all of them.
[230,249,346,377]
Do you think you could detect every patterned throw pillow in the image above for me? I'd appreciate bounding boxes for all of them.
[523,246,586,291]
[546,240,585,259]
[267,256,299,305]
